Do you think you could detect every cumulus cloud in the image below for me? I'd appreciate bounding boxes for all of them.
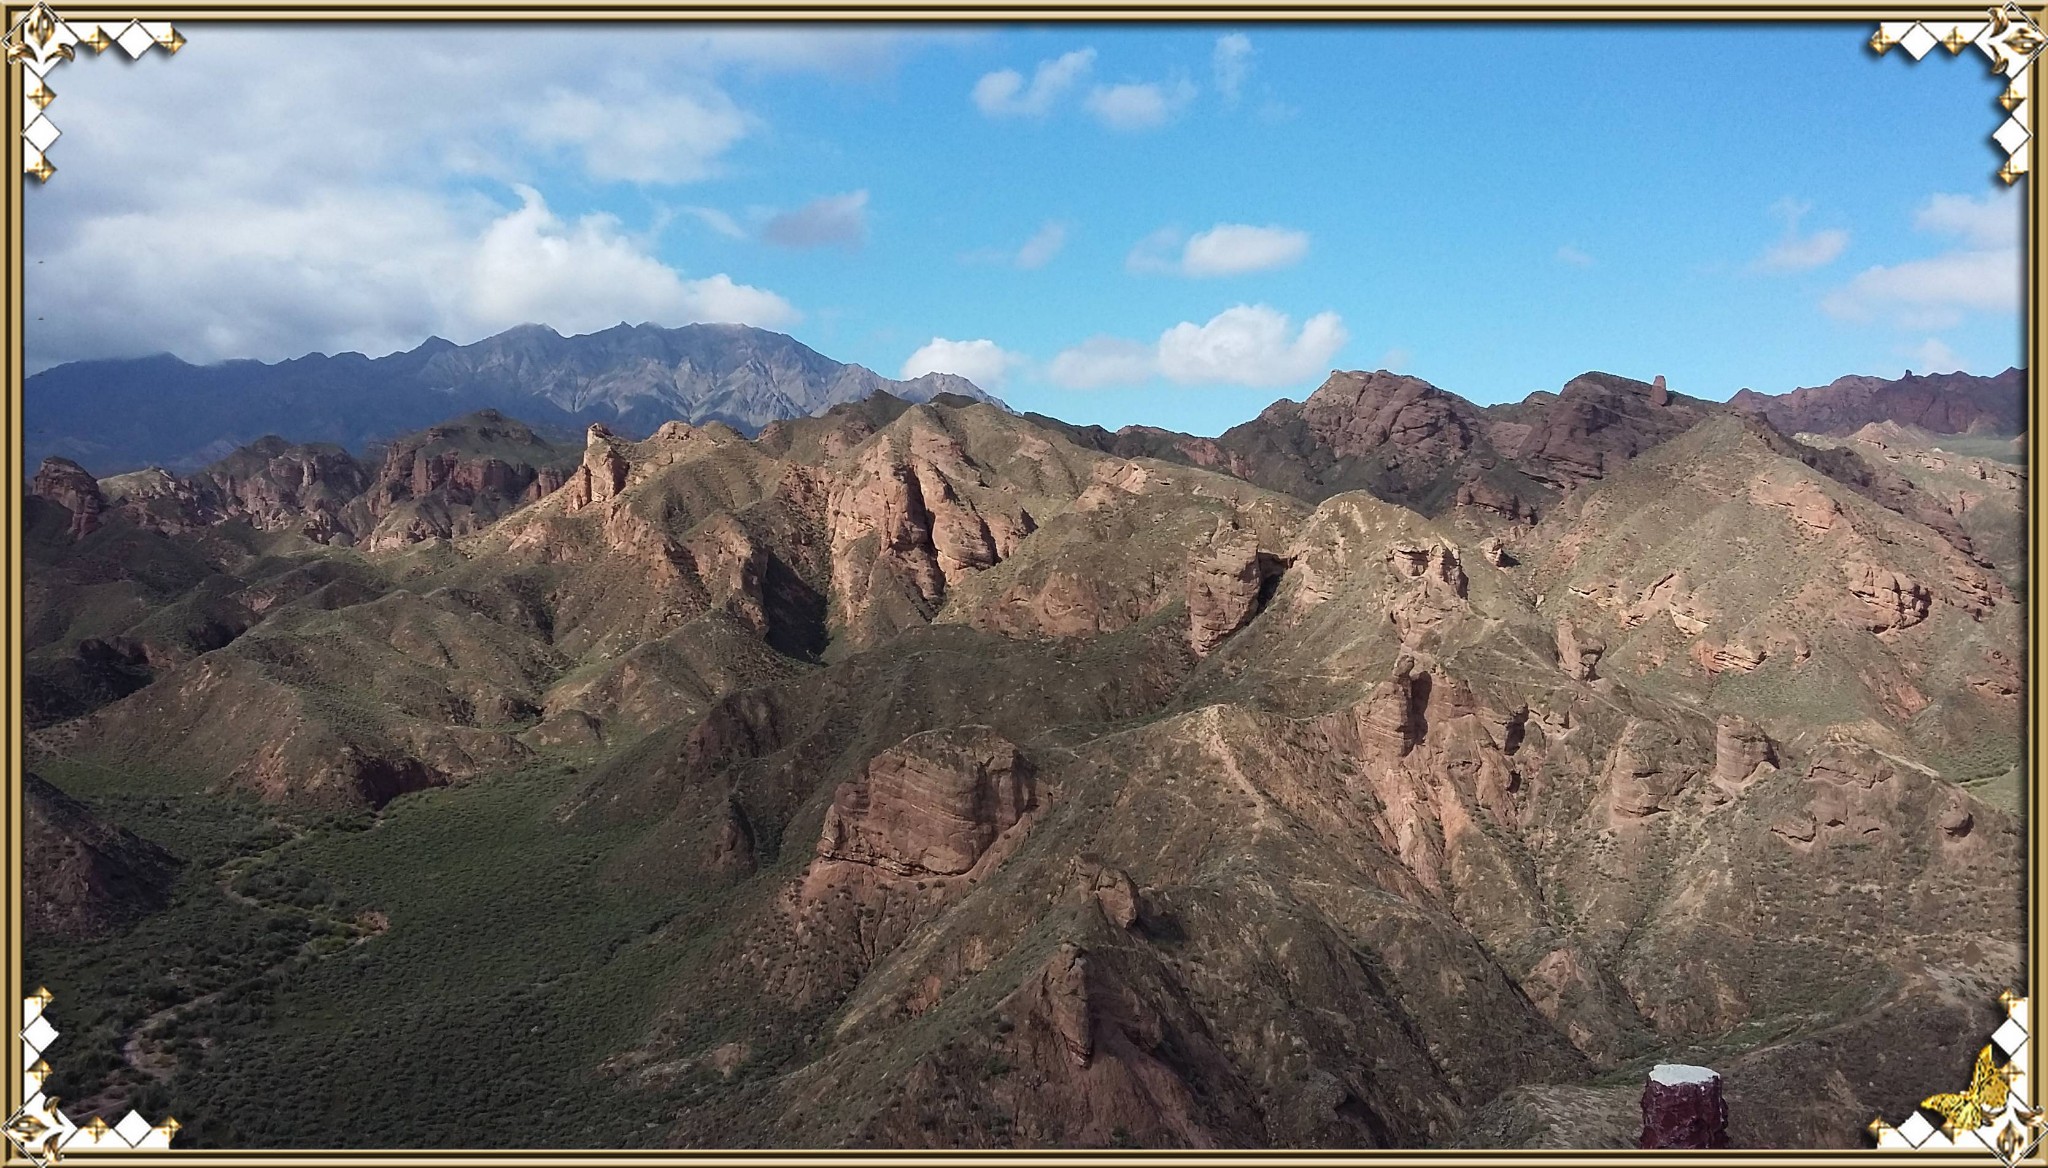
[1128,223,1309,277]
[467,188,798,334]
[1158,305,1348,386]
[760,190,869,250]
[1048,304,1348,390]
[1213,34,1252,104]
[972,48,1096,117]
[901,337,1024,387]
[23,25,899,368]
[1085,78,1197,130]
[29,183,798,370]
[1555,244,1594,267]
[1752,198,1848,273]
[1820,190,2021,328]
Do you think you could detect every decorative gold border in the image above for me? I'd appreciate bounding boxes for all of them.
[0,3,180,182]
[0,8,2039,1163]
[1872,6,2046,182]
[3,991,176,1166]
[1872,993,2043,1163]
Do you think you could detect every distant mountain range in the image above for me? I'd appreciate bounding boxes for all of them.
[27,322,996,475]
[25,319,2022,482]
[1729,367,2025,438]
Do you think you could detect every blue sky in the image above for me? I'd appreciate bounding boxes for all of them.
[26,22,2026,437]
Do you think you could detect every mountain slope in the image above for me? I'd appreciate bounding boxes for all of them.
[21,383,2022,1151]
[27,323,997,474]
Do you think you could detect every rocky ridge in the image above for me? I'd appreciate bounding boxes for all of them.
[22,366,2025,1151]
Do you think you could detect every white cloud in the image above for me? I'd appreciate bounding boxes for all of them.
[1213,34,1252,104]
[1128,223,1309,277]
[1756,230,1848,272]
[901,337,1023,387]
[1049,336,1158,388]
[1915,190,2021,248]
[525,82,750,184]
[1014,222,1068,269]
[761,190,869,249]
[1820,249,2019,328]
[1158,305,1347,386]
[1379,347,1413,373]
[1050,305,1347,390]
[1084,78,1196,131]
[1556,244,1594,267]
[1752,198,1848,272]
[467,188,797,334]
[972,49,1095,117]
[28,183,798,370]
[1182,224,1309,276]
[22,25,917,368]
[1907,337,1962,373]
[1820,190,2021,328]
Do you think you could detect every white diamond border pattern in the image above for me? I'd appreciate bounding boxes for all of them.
[1872,994,2044,1163]
[3,992,177,1166]
[1,1,181,181]
[1872,4,2047,183]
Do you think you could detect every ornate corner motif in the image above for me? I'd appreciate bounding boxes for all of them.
[1,2,181,182]
[1871,992,2044,1164]
[2,991,177,1166]
[1871,4,2047,183]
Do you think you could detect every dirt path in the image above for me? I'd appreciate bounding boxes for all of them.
[68,822,388,1122]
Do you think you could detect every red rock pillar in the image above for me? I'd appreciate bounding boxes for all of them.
[1639,1063,1729,1149]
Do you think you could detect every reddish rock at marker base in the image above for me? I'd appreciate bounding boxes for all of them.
[1640,1064,1730,1149]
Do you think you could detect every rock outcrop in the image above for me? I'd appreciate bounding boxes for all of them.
[349,410,575,547]
[1555,619,1604,681]
[1186,528,1286,656]
[1605,719,1692,818]
[1502,372,1710,489]
[1072,856,1142,929]
[198,437,371,543]
[31,457,107,540]
[1840,561,1932,633]
[817,727,1034,877]
[1711,715,1777,787]
[564,424,632,512]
